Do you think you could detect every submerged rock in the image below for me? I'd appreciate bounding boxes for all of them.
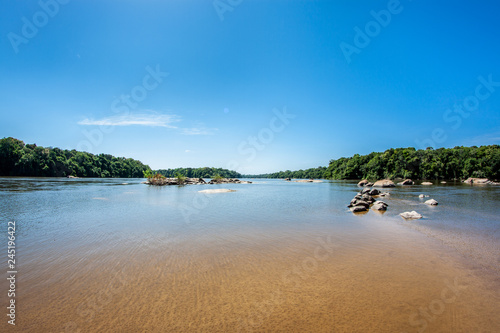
[425,199,438,206]
[399,211,423,220]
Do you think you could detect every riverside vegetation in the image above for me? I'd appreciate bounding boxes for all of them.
[1,137,499,181]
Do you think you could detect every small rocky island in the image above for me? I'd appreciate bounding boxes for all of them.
[145,175,252,186]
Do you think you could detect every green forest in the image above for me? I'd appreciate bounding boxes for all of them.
[0,137,150,178]
[154,168,242,179]
[2,137,499,181]
[249,146,500,181]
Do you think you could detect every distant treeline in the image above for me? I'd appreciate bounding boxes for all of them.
[155,168,242,179]
[243,167,327,179]
[248,146,500,181]
[0,137,150,178]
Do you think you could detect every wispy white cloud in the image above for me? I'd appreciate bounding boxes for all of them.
[78,112,217,136]
[78,113,180,128]
[181,127,218,135]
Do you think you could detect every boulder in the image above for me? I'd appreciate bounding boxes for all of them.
[399,211,423,220]
[368,188,380,196]
[358,179,369,186]
[400,179,414,185]
[378,192,390,197]
[361,194,375,203]
[421,182,433,185]
[285,178,291,181]
[463,178,494,184]
[365,182,374,187]
[371,201,388,211]
[348,199,370,208]
[373,179,395,188]
[441,181,447,184]
[350,205,368,213]
[361,188,371,194]
[425,199,438,206]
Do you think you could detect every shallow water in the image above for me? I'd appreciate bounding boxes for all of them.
[0,178,499,332]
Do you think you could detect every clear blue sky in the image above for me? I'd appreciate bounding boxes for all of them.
[1,0,499,174]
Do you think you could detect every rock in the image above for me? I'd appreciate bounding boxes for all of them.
[421,182,433,185]
[285,178,291,181]
[361,188,371,194]
[418,194,429,198]
[371,201,388,211]
[67,175,79,178]
[365,182,374,187]
[378,192,390,197]
[293,179,314,183]
[348,200,370,208]
[361,194,375,203]
[198,189,236,194]
[425,199,438,206]
[463,177,496,185]
[440,181,447,184]
[373,179,395,188]
[358,179,369,186]
[400,179,414,185]
[350,205,368,213]
[399,211,423,220]
[368,188,380,196]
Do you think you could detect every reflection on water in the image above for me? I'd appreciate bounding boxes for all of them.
[0,177,499,332]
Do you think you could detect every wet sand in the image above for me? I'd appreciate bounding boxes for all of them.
[7,219,500,333]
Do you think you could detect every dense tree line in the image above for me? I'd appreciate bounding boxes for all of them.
[0,137,150,178]
[155,167,242,179]
[244,167,327,179]
[324,146,500,180]
[247,146,500,181]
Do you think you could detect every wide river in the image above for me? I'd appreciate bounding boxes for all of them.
[0,177,499,332]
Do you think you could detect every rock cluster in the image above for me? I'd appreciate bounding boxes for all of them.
[348,187,388,213]
[147,178,252,186]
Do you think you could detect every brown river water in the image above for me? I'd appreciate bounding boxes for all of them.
[0,178,499,332]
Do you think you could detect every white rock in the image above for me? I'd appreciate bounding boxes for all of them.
[425,199,438,205]
[198,189,236,193]
[399,211,423,219]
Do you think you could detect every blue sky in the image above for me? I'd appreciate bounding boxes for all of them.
[1,0,499,174]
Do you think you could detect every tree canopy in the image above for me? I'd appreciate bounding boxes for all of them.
[154,167,242,179]
[246,146,500,181]
[0,137,150,178]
